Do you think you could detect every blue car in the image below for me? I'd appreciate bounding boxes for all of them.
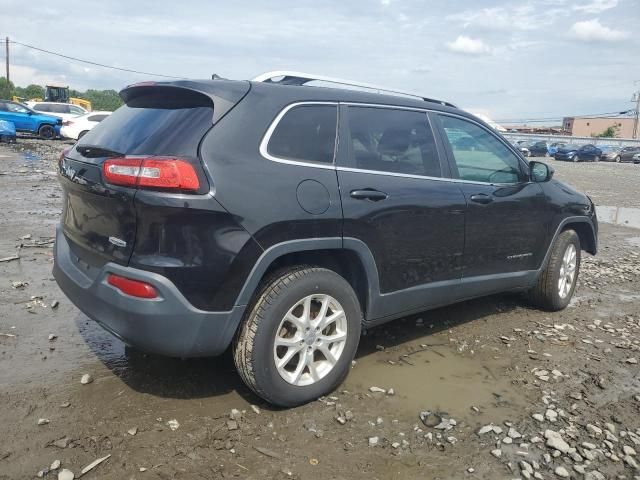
[554,144,602,162]
[0,119,16,143]
[548,142,566,157]
[0,100,62,139]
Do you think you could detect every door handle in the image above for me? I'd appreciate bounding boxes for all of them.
[350,189,388,201]
[469,193,493,204]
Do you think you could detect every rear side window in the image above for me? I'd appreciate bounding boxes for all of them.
[49,104,69,114]
[34,103,51,112]
[346,106,441,177]
[267,105,337,164]
[69,106,85,115]
[77,91,213,157]
[439,115,523,184]
[88,115,108,122]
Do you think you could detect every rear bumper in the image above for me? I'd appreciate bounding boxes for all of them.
[53,226,245,357]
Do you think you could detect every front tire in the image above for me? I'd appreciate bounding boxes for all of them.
[233,267,362,407]
[615,156,621,163]
[38,125,55,140]
[528,230,581,311]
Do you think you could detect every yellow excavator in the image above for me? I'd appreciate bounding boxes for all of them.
[13,85,92,111]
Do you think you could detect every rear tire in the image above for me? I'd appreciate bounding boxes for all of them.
[528,230,581,311]
[233,266,362,407]
[615,156,621,163]
[38,125,55,140]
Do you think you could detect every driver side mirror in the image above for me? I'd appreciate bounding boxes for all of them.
[530,161,554,182]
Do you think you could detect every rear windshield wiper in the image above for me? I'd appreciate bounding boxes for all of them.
[76,144,124,158]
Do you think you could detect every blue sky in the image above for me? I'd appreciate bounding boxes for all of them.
[1,0,638,122]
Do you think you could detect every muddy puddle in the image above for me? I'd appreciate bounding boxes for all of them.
[345,343,522,422]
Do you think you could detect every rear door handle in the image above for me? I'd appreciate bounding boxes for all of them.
[469,193,493,204]
[350,189,388,201]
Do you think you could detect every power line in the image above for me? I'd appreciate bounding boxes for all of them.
[9,39,184,79]
[495,110,634,124]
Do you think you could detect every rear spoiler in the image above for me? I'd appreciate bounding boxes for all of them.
[120,80,251,124]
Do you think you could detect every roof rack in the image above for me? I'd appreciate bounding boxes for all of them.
[252,71,456,108]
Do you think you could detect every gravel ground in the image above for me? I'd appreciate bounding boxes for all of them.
[1,139,640,480]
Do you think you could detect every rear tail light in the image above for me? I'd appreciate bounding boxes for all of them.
[103,157,201,192]
[107,274,158,299]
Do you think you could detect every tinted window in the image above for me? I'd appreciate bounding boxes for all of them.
[78,93,213,157]
[439,115,522,183]
[88,115,108,122]
[69,106,85,115]
[347,107,441,177]
[45,104,69,114]
[268,105,337,164]
[6,103,29,114]
[34,103,51,112]
[0,102,7,112]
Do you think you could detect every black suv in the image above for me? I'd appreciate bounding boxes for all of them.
[54,72,598,406]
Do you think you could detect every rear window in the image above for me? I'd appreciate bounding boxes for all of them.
[267,105,337,164]
[77,91,214,157]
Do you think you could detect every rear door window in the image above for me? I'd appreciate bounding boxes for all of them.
[438,115,523,184]
[34,103,51,112]
[267,105,337,164]
[346,106,441,177]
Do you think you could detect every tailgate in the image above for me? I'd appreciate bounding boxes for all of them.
[60,157,137,265]
[58,80,249,268]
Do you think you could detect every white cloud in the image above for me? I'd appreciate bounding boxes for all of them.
[569,19,628,42]
[446,36,492,55]
[446,3,571,31]
[573,0,618,14]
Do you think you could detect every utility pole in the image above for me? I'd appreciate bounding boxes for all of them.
[4,37,9,99]
[632,91,640,140]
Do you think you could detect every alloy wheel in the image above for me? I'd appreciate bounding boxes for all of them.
[273,294,348,386]
[558,243,577,299]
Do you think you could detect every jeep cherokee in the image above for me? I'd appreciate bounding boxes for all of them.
[53,71,597,407]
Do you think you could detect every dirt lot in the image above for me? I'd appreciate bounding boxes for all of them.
[1,139,640,480]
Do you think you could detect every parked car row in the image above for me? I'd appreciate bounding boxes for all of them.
[0,99,111,140]
[511,139,640,163]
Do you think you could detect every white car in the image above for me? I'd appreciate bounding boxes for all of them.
[60,111,112,140]
[25,102,88,122]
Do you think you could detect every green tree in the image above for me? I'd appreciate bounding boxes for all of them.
[593,125,619,138]
[14,84,45,100]
[82,89,123,111]
[0,76,15,99]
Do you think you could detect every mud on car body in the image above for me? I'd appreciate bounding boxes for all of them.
[54,72,597,407]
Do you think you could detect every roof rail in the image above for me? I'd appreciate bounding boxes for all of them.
[252,71,456,108]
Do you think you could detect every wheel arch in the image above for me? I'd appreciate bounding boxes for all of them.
[563,221,597,255]
[234,238,380,321]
